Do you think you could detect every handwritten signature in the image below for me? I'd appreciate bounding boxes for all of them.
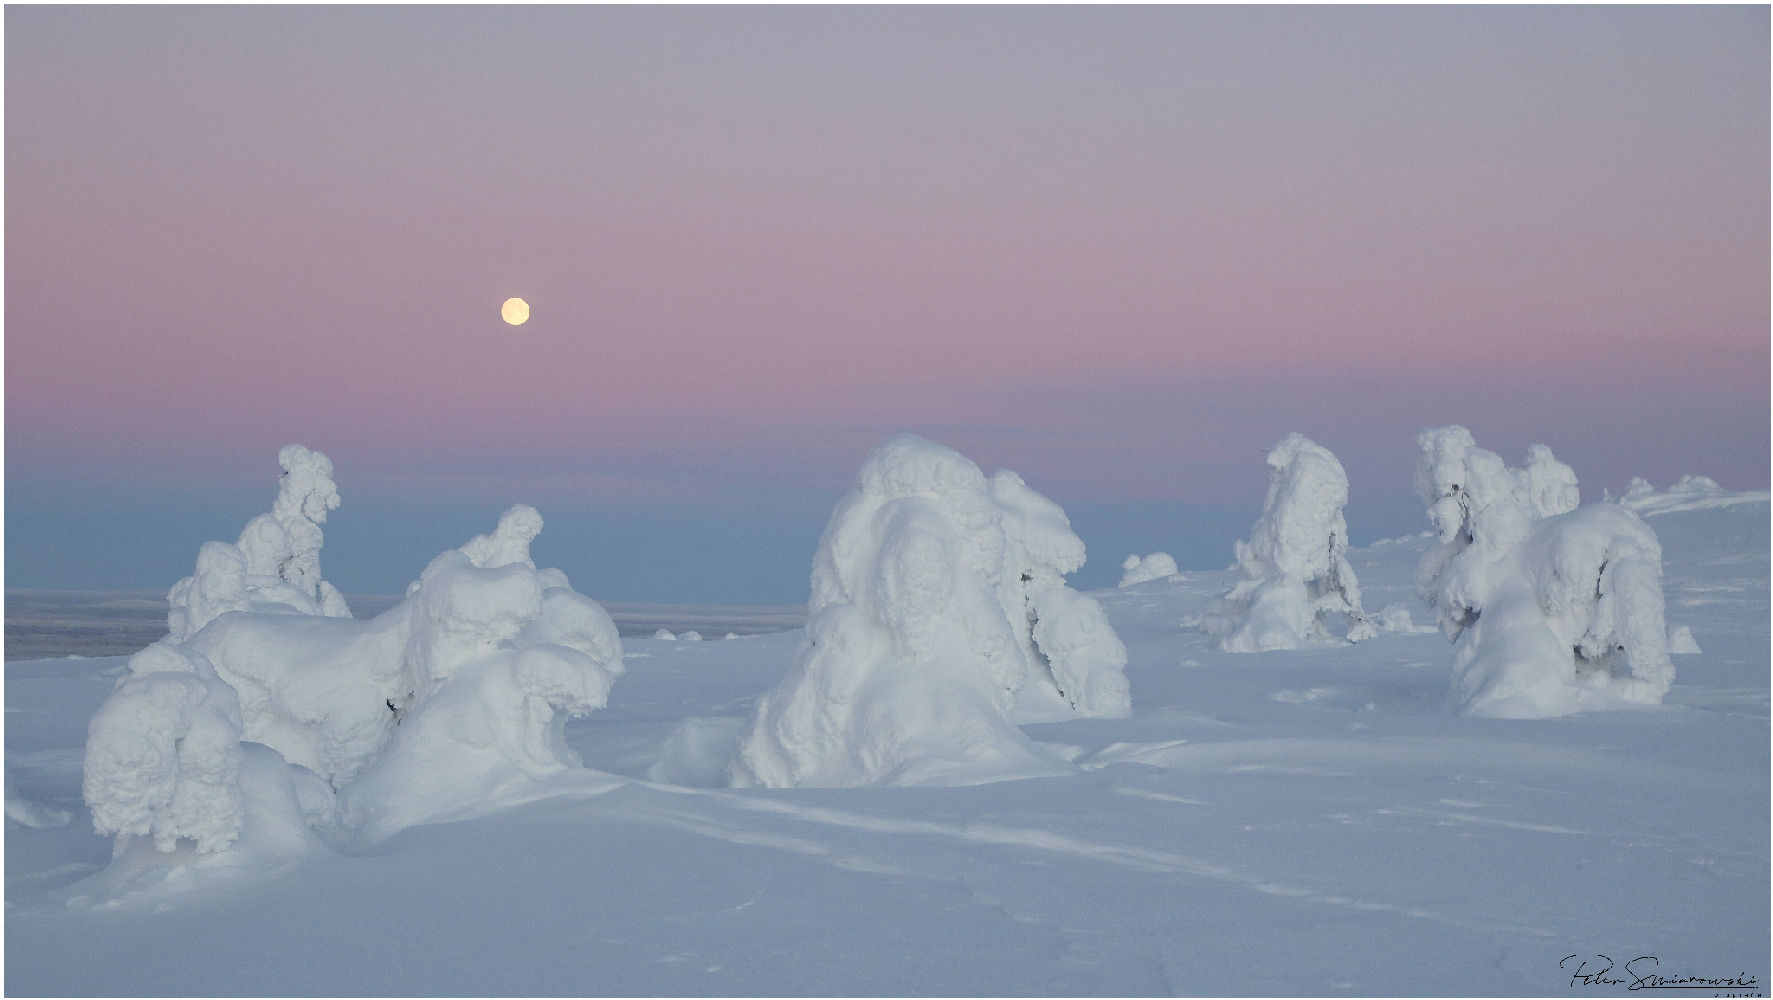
[1561,954,1760,991]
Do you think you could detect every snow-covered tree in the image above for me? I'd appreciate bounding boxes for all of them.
[1215,433,1370,651]
[83,642,248,854]
[166,445,351,642]
[1119,552,1179,587]
[729,435,1128,789]
[84,450,625,853]
[1413,425,1672,718]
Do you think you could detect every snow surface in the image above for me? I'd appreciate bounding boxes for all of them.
[1214,433,1372,651]
[6,487,1766,996]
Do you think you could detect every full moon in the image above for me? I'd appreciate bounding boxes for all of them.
[501,297,530,325]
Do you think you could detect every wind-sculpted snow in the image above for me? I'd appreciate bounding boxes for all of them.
[81,450,625,855]
[1215,434,1371,651]
[1413,426,1672,718]
[166,445,351,642]
[1119,552,1179,587]
[730,435,1127,788]
[1615,473,1771,517]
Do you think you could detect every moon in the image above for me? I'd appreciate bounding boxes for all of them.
[501,297,530,325]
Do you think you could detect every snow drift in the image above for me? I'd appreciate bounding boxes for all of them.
[83,450,625,854]
[729,434,1128,789]
[1215,434,1372,651]
[1119,553,1178,587]
[1413,426,1672,718]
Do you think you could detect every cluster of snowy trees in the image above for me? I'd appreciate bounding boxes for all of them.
[1192,425,1675,718]
[84,450,625,854]
[1410,426,1672,718]
[82,423,1687,855]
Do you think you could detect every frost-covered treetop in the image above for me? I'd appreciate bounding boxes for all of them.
[1522,444,1581,521]
[1413,425,1579,556]
[166,445,351,641]
[270,444,342,526]
[1411,425,1581,542]
[458,503,544,570]
[1238,433,1352,584]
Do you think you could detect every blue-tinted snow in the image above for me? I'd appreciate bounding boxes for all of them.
[5,500,1766,996]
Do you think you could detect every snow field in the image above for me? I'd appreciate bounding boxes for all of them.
[4,440,1765,995]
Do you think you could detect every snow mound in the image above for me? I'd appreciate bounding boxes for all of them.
[1119,552,1179,587]
[1372,603,1438,635]
[167,445,352,643]
[729,434,1127,789]
[1668,625,1702,655]
[1214,434,1371,651]
[82,449,625,855]
[1614,474,1770,517]
[1413,426,1673,718]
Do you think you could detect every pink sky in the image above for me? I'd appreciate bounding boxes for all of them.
[7,7,1767,592]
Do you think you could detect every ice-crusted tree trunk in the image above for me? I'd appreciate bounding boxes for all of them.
[1413,425,1672,718]
[729,435,1128,789]
[1216,434,1370,651]
[167,445,351,642]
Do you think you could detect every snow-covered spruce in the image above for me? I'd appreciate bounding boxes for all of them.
[1119,552,1179,587]
[1413,425,1672,718]
[729,435,1128,789]
[197,503,624,839]
[82,451,624,853]
[1214,433,1371,651]
[83,642,248,853]
[166,445,352,643]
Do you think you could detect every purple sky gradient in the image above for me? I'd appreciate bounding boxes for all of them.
[7,6,1767,601]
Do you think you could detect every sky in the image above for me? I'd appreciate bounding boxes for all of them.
[7,6,1768,604]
